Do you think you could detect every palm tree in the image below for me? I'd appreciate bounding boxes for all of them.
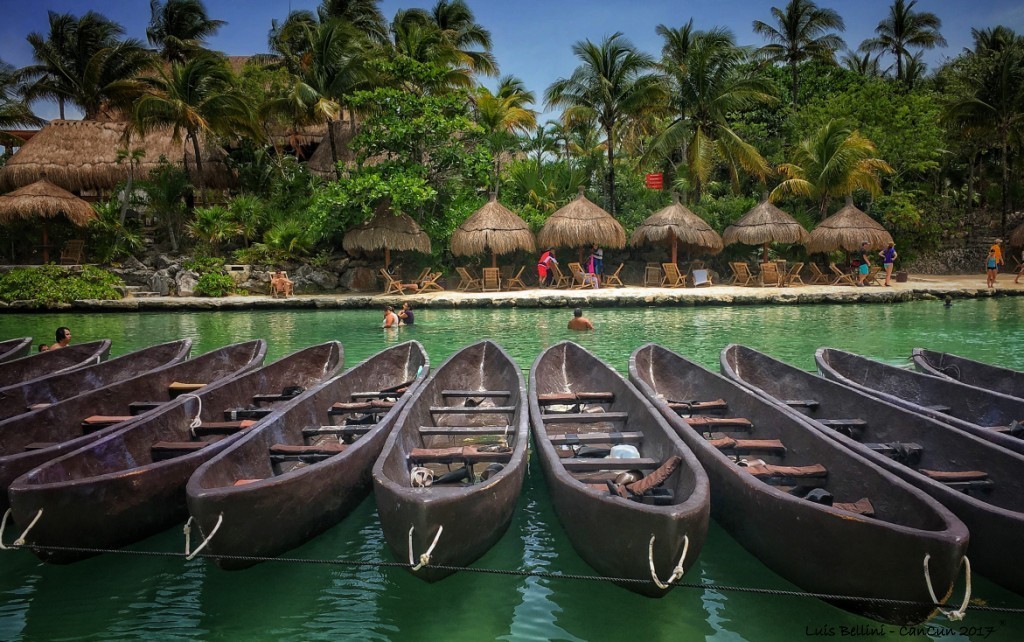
[648,27,775,199]
[474,76,537,195]
[0,60,42,135]
[147,0,225,63]
[426,0,497,77]
[860,0,946,84]
[772,120,893,218]
[115,147,146,224]
[840,49,887,78]
[389,10,472,92]
[970,26,1023,55]
[132,54,252,196]
[523,121,561,164]
[545,32,664,214]
[753,0,845,106]
[318,0,388,44]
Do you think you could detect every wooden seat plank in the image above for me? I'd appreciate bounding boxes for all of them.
[538,392,615,404]
[817,419,868,428]
[409,445,513,464]
[82,415,134,432]
[685,416,753,430]
[223,408,274,421]
[561,457,659,471]
[419,426,511,436]
[731,439,786,455]
[169,382,205,397]
[194,420,256,436]
[667,398,728,414]
[549,431,643,445]
[129,401,164,415]
[783,399,820,409]
[834,498,875,517]
[270,443,347,463]
[745,463,827,486]
[429,405,515,414]
[542,412,629,423]
[442,390,511,398]
[302,425,375,437]
[919,469,987,482]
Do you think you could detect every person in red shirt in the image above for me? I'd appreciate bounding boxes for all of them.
[537,248,557,286]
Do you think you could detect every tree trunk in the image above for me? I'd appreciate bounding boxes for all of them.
[967,151,976,214]
[119,170,133,225]
[606,127,616,215]
[791,62,799,106]
[1001,136,1009,236]
[327,119,341,180]
[896,48,904,84]
[189,131,206,204]
[58,97,65,120]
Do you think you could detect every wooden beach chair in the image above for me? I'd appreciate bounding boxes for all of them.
[549,263,571,288]
[482,267,502,292]
[864,265,883,286]
[413,267,431,285]
[456,267,482,291]
[505,266,527,290]
[691,269,712,287]
[380,269,419,295]
[602,263,624,287]
[729,262,754,286]
[785,262,805,286]
[569,262,598,289]
[807,263,830,285]
[59,240,85,265]
[419,271,445,292]
[644,263,663,287]
[661,263,687,288]
[758,262,781,287]
[829,263,857,286]
[271,271,294,297]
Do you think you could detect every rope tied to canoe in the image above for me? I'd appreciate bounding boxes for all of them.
[179,394,202,437]
[649,534,689,589]
[408,524,443,571]
[924,553,971,621]
[0,508,43,550]
[183,514,223,561]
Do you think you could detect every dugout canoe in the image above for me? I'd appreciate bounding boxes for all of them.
[0,340,266,511]
[816,348,1024,456]
[0,339,111,388]
[631,344,967,624]
[0,338,32,363]
[186,341,427,569]
[530,341,709,598]
[373,340,527,582]
[0,340,193,422]
[722,344,1024,597]
[912,348,1024,401]
[7,342,341,563]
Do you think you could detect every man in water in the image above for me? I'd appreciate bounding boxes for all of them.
[49,327,71,350]
[567,308,594,331]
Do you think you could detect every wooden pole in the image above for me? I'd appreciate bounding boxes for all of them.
[384,247,391,271]
[762,241,769,263]
[42,222,49,264]
[670,230,678,264]
[491,250,497,268]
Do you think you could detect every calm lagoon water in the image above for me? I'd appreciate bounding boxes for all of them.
[1,299,1023,641]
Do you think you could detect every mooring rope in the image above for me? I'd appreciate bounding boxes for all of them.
[649,534,689,590]
[924,554,972,621]
[179,394,203,437]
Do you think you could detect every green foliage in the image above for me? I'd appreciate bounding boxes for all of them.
[0,265,123,305]
[232,243,285,266]
[193,271,236,297]
[182,256,224,274]
[87,199,145,263]
[187,205,238,249]
[264,219,315,257]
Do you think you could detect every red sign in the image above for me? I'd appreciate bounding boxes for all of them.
[645,173,664,189]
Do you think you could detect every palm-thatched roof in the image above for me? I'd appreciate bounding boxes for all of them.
[1009,221,1024,248]
[537,187,626,250]
[630,193,723,255]
[722,197,810,247]
[805,196,894,254]
[342,199,431,256]
[0,119,234,193]
[0,178,97,226]
[451,194,536,258]
[306,119,385,178]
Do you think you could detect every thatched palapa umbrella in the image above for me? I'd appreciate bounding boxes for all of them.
[1008,220,1024,249]
[722,194,809,262]
[630,192,723,263]
[342,199,431,269]
[0,178,97,262]
[451,194,536,267]
[805,196,894,254]
[538,186,626,262]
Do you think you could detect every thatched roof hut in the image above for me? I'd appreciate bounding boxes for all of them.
[805,196,894,254]
[630,192,723,263]
[722,195,809,261]
[1009,221,1024,248]
[451,194,535,266]
[0,119,234,193]
[537,186,626,252]
[0,178,98,262]
[342,199,431,268]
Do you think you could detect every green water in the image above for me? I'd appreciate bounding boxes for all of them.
[1,299,1023,641]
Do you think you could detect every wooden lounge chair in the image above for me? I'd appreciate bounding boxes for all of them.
[661,263,686,288]
[758,262,781,287]
[864,265,883,286]
[603,263,624,287]
[729,262,754,286]
[644,263,663,286]
[413,267,431,285]
[785,262,805,286]
[270,271,293,297]
[807,263,830,285]
[568,262,598,289]
[59,240,85,265]
[691,268,712,287]
[482,267,501,292]
[829,263,856,286]
[419,271,444,292]
[380,269,419,295]
[456,267,482,291]
[548,263,571,288]
[505,266,527,290]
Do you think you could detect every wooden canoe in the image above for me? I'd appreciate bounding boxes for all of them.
[631,344,967,623]
[0,340,193,422]
[7,342,341,563]
[530,341,709,598]
[0,338,32,363]
[816,347,1024,456]
[722,344,1024,598]
[0,340,266,511]
[186,341,428,569]
[912,348,1024,400]
[0,339,112,388]
[373,340,528,582]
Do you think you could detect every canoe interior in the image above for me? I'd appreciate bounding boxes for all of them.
[0,339,112,388]
[913,347,1024,400]
[0,339,193,422]
[0,337,32,363]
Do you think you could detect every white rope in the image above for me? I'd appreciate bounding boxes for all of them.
[407,524,444,571]
[649,534,690,590]
[0,508,43,550]
[924,554,972,621]
[183,514,223,560]
[179,394,203,437]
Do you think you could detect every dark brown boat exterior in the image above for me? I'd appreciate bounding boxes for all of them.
[912,348,1024,400]
[0,340,112,388]
[632,344,966,623]
[186,341,427,569]
[7,342,341,563]
[722,344,1024,597]
[816,347,1024,456]
[0,340,193,422]
[0,338,32,363]
[373,340,527,582]
[0,340,266,511]
[530,341,709,598]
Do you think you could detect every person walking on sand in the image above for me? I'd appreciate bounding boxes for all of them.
[986,248,999,288]
[567,308,594,331]
[537,248,557,287]
[879,242,897,287]
[49,327,71,350]
[856,242,870,286]
[589,245,604,277]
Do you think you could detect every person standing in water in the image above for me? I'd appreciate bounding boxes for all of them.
[382,306,399,328]
[567,308,594,331]
[398,302,415,325]
[49,327,71,350]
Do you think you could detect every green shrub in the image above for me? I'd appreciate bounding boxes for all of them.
[194,272,236,297]
[183,256,225,274]
[0,266,123,305]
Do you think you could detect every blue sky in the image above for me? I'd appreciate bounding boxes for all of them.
[3,0,1023,121]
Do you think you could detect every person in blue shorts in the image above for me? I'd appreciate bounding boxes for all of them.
[856,242,870,287]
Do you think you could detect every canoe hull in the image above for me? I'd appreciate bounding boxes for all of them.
[0,338,32,363]
[0,339,112,388]
[912,348,1024,400]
